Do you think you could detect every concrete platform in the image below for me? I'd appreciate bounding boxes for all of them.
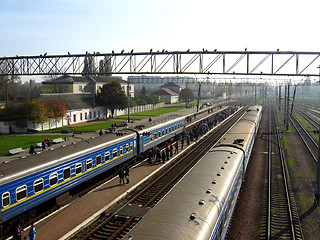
[6,101,232,240]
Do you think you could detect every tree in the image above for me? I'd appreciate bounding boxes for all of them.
[179,87,195,107]
[95,81,127,118]
[98,56,112,76]
[45,99,67,126]
[141,86,147,96]
[82,56,96,76]
[0,62,20,103]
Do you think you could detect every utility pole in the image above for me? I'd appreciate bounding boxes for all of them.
[196,81,201,112]
[286,83,290,131]
[284,84,287,125]
[255,84,257,104]
[127,80,130,123]
[316,66,320,203]
[279,85,281,111]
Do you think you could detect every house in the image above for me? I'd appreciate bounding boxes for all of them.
[152,88,179,104]
[159,82,184,94]
[39,93,106,126]
[42,75,134,97]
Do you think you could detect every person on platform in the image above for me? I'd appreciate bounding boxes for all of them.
[118,168,125,185]
[124,165,130,184]
[13,223,23,240]
[28,223,36,240]
[29,145,36,155]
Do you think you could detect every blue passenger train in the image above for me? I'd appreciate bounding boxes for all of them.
[0,116,185,225]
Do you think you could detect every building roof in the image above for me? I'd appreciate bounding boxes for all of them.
[160,82,184,88]
[152,88,179,96]
[42,75,126,84]
[39,93,94,110]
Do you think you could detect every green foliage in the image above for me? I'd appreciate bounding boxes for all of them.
[131,94,162,107]
[41,120,120,133]
[141,86,147,96]
[0,135,69,156]
[0,99,67,126]
[95,81,128,117]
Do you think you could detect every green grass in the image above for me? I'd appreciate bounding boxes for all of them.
[41,120,121,133]
[0,135,69,156]
[0,104,189,155]
[115,116,146,120]
[130,105,186,116]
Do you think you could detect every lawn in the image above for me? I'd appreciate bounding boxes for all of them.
[125,105,187,117]
[41,120,121,133]
[0,104,188,155]
[0,134,69,156]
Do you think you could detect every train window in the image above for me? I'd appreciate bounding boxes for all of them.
[75,163,82,175]
[16,185,27,201]
[113,149,118,158]
[131,142,134,150]
[96,155,102,165]
[86,159,93,170]
[63,168,71,180]
[169,127,171,132]
[154,133,157,139]
[166,128,168,134]
[158,131,161,137]
[33,179,44,193]
[162,130,165,136]
[49,173,58,186]
[120,146,123,155]
[126,144,129,152]
[105,152,110,161]
[150,135,153,141]
[2,192,10,208]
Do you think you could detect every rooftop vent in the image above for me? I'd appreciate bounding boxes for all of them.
[190,213,197,220]
[233,139,244,145]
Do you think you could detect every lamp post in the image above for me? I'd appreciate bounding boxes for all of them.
[316,66,320,203]
[127,79,130,123]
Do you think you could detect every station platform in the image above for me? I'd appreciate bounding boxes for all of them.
[5,101,233,240]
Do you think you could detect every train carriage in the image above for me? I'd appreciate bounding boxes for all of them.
[138,116,185,152]
[123,105,262,240]
[0,133,137,223]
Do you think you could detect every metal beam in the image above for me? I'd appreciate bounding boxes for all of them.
[1,51,320,77]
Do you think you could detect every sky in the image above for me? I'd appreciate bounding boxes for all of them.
[0,0,320,82]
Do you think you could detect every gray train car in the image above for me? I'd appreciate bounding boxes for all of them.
[123,105,262,240]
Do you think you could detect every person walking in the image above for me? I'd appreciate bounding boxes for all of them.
[165,147,170,161]
[13,223,23,240]
[147,149,153,164]
[156,147,161,164]
[118,168,125,185]
[124,165,130,184]
[169,144,173,157]
[29,145,36,155]
[161,150,166,163]
[28,223,36,240]
[174,141,179,154]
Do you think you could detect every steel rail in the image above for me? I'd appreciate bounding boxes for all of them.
[290,114,318,163]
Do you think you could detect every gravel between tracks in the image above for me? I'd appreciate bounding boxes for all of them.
[225,106,269,239]
[226,105,320,240]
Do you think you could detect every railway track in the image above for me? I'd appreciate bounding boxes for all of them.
[70,107,248,240]
[290,114,318,163]
[296,110,319,131]
[263,106,303,239]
